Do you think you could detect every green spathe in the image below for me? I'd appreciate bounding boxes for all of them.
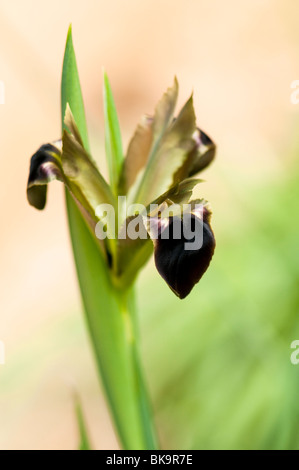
[106,455,141,467]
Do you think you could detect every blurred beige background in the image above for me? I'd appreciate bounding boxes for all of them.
[0,0,298,449]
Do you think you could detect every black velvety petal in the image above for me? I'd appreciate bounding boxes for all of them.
[27,143,63,210]
[153,211,215,299]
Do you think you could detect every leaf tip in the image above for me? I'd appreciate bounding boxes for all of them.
[64,102,72,125]
[103,69,111,93]
[67,24,73,41]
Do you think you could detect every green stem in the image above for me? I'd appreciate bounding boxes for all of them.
[66,193,158,450]
[116,288,159,450]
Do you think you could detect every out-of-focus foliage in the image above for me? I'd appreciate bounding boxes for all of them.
[75,396,92,450]
[139,159,299,450]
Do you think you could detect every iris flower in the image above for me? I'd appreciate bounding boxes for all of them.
[27,78,215,299]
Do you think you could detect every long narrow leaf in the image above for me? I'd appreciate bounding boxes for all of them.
[61,26,89,151]
[103,72,124,196]
[75,396,92,450]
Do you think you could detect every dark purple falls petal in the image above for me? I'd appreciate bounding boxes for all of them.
[154,211,215,299]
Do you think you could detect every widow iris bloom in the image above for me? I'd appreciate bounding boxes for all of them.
[27,78,216,298]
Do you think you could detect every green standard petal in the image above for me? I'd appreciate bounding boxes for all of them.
[103,72,124,196]
[118,115,153,195]
[152,76,179,139]
[138,96,197,204]
[125,78,179,205]
[124,79,216,208]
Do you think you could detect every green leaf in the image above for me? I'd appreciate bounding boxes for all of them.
[61,26,158,450]
[103,72,124,196]
[75,396,92,450]
[61,26,89,151]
